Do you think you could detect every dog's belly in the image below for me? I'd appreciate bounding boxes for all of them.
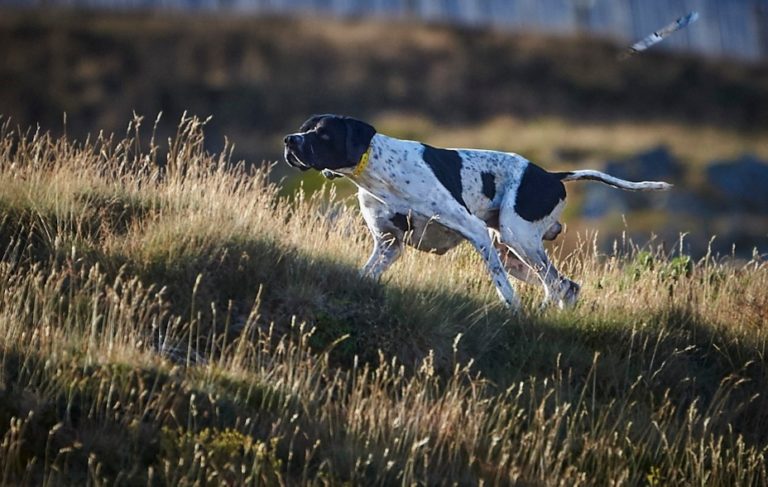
[394,207,562,253]
[401,209,510,255]
[402,213,465,255]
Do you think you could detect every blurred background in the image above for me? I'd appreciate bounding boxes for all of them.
[1,0,767,257]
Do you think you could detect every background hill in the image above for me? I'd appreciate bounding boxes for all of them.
[2,11,768,257]
[3,10,768,149]
[8,0,768,61]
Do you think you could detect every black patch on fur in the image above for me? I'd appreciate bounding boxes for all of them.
[515,163,566,222]
[481,172,496,200]
[421,145,468,210]
[343,118,376,168]
[390,213,410,232]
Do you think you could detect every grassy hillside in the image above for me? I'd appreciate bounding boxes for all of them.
[0,117,766,484]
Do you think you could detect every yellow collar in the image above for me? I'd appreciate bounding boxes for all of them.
[352,145,372,177]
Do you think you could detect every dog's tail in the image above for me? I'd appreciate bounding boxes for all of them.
[553,170,672,191]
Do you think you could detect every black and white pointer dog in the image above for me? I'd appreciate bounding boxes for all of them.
[284,115,671,310]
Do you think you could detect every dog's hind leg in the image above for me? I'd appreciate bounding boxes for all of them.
[498,211,579,308]
[504,237,579,308]
[495,241,538,285]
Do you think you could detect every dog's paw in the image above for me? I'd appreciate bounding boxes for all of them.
[321,169,342,180]
[500,293,522,311]
[558,280,580,309]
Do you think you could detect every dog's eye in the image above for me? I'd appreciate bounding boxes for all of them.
[317,130,331,141]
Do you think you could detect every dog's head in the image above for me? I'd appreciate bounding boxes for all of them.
[283,115,376,172]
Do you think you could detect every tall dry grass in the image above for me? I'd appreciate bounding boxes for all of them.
[0,115,766,485]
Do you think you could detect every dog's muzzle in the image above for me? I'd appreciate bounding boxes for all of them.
[284,135,311,171]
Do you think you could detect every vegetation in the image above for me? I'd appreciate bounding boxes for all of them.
[2,10,768,166]
[0,116,766,485]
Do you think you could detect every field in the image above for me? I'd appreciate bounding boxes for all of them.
[0,115,766,485]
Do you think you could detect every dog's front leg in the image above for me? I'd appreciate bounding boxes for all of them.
[361,234,402,280]
[468,232,521,309]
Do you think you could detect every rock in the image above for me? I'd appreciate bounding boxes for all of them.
[665,190,713,216]
[706,154,768,212]
[581,186,626,218]
[603,145,683,183]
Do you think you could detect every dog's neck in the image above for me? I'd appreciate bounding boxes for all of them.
[350,144,373,177]
[330,133,387,177]
[339,134,417,199]
[346,134,394,176]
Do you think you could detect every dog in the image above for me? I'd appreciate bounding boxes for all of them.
[284,114,671,309]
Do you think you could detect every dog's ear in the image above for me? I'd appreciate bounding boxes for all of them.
[299,115,324,133]
[344,118,376,166]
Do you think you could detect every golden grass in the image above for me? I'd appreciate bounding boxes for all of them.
[0,116,766,485]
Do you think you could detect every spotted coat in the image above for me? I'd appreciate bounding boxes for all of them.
[285,117,671,310]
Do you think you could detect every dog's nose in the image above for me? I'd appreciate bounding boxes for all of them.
[284,135,297,146]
